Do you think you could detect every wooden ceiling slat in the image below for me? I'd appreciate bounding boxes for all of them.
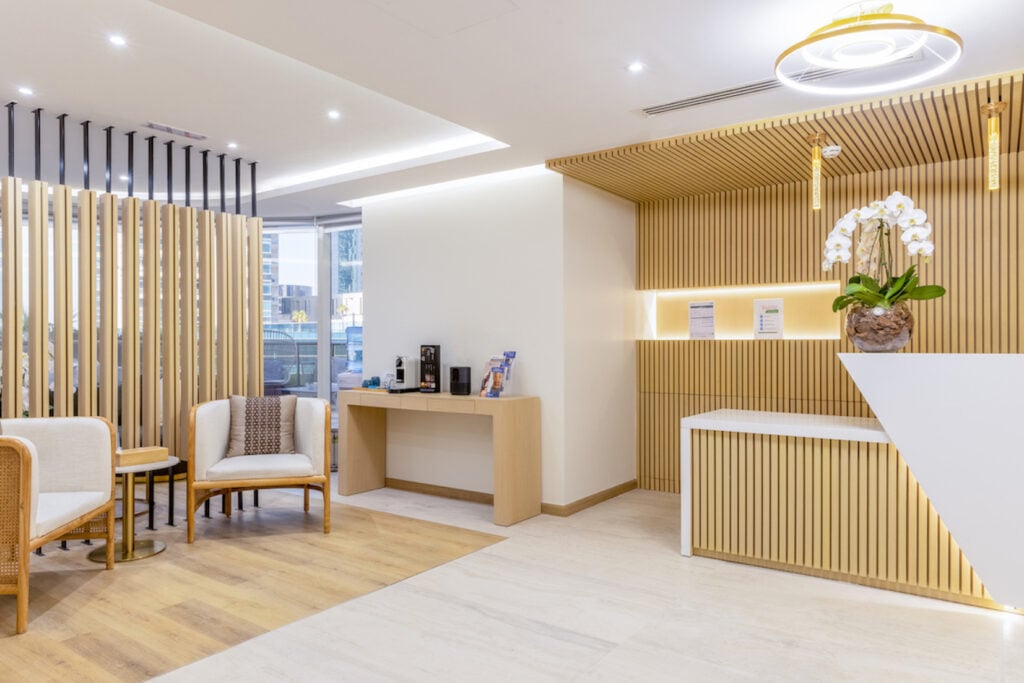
[547,71,1024,202]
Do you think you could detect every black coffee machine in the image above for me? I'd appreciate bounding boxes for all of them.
[419,345,441,393]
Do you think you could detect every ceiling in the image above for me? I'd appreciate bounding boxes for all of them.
[4,0,1024,216]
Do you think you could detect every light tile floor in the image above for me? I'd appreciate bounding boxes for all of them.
[157,483,1024,681]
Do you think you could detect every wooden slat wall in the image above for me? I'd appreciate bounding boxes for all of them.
[0,178,22,418]
[637,153,1022,493]
[692,433,994,607]
[0,179,262,462]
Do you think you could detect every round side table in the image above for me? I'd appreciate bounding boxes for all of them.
[89,455,180,563]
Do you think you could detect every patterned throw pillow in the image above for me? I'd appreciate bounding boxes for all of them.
[227,395,297,456]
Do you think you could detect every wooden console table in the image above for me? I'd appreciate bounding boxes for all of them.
[338,391,541,526]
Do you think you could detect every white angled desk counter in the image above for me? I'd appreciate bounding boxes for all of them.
[679,409,890,556]
[338,390,541,526]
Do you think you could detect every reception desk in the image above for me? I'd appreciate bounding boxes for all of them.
[681,404,996,609]
[338,390,541,526]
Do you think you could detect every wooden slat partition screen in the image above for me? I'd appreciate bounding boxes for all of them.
[691,433,993,607]
[77,190,97,416]
[98,193,119,426]
[178,205,198,450]
[121,198,141,449]
[27,181,48,418]
[52,186,74,417]
[0,178,261,462]
[197,211,215,404]
[0,178,22,418]
[142,200,160,446]
[246,217,264,393]
[161,205,180,460]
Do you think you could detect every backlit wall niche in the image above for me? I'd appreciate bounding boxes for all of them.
[651,282,841,340]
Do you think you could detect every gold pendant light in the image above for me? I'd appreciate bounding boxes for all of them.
[808,133,827,210]
[776,3,963,96]
[981,101,1007,191]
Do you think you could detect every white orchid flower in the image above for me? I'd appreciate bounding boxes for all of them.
[897,208,927,229]
[833,216,857,235]
[885,191,914,215]
[906,240,935,257]
[825,233,852,250]
[825,246,852,263]
[822,258,834,272]
[901,223,932,244]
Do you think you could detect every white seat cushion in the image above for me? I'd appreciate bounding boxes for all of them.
[33,491,109,539]
[205,453,315,481]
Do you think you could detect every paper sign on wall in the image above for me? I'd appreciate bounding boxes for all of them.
[688,301,715,340]
[753,298,783,339]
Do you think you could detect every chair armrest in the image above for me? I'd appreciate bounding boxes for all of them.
[295,398,330,476]
[0,417,113,496]
[191,400,231,482]
[0,436,39,536]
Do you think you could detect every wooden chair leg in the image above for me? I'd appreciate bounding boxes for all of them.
[187,485,195,544]
[105,506,115,569]
[323,488,330,534]
[303,485,310,512]
[16,543,29,634]
[224,492,232,518]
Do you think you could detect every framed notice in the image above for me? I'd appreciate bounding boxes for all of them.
[753,298,783,339]
[688,301,715,340]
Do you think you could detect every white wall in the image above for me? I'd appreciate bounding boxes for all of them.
[562,178,638,502]
[363,171,568,501]
[361,170,637,506]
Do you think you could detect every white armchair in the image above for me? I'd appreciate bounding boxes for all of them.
[186,397,331,542]
[0,417,116,634]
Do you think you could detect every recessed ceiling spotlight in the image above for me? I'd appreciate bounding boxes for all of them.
[17,86,33,96]
[108,34,127,47]
[227,142,238,150]
[627,61,646,73]
[327,109,341,120]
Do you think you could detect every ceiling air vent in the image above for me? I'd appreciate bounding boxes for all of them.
[643,52,923,116]
[143,121,208,141]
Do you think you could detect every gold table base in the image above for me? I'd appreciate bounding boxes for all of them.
[87,469,166,564]
[88,539,166,563]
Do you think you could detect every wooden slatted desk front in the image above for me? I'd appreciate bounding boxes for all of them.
[338,391,541,526]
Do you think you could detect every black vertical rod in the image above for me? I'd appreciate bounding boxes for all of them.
[104,126,113,193]
[201,150,209,210]
[6,102,15,176]
[81,120,90,189]
[234,157,241,215]
[218,153,226,212]
[126,131,135,197]
[184,145,192,207]
[250,162,257,217]
[165,140,174,204]
[33,108,41,181]
[146,136,155,200]
[58,114,67,185]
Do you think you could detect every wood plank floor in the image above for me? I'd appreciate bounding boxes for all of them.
[0,482,503,681]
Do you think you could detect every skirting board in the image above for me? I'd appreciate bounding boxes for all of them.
[541,480,637,517]
[385,478,638,517]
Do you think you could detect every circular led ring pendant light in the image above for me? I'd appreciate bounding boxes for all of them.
[775,5,963,96]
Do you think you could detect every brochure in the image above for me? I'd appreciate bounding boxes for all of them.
[480,351,516,398]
